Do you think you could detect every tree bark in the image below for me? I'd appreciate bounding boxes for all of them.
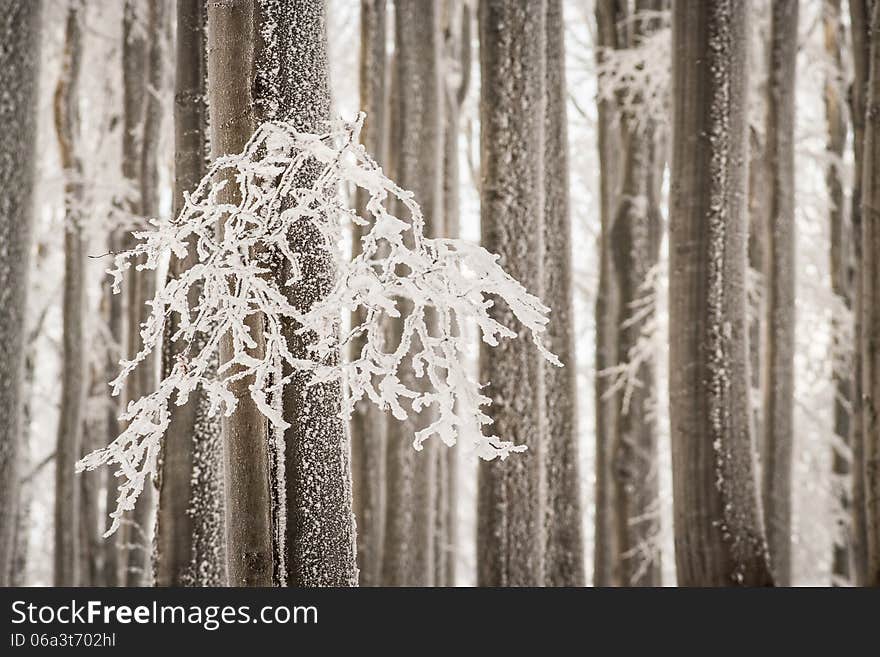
[381,0,444,587]
[476,0,546,587]
[54,1,84,587]
[350,0,388,587]
[593,0,623,587]
[0,0,41,588]
[207,0,274,587]
[253,0,357,587]
[851,0,872,587]
[669,0,773,586]
[760,0,798,588]
[155,0,226,587]
[542,0,585,588]
[860,0,880,588]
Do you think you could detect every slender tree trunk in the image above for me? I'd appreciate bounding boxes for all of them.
[542,0,585,587]
[54,2,84,587]
[476,0,546,587]
[155,0,226,587]
[760,0,798,587]
[668,0,773,587]
[350,0,388,587]
[824,0,852,585]
[593,0,623,587]
[381,0,444,587]
[861,0,880,588]
[80,368,104,585]
[207,0,274,587]
[850,0,871,586]
[0,0,41,587]
[253,0,357,587]
[609,1,664,587]
[437,0,471,588]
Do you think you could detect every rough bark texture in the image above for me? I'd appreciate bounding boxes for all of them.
[0,0,41,588]
[476,0,546,587]
[155,0,226,587]
[593,0,622,587]
[861,0,880,588]
[54,2,85,587]
[253,0,357,587]
[824,0,852,584]
[850,0,871,586]
[208,0,274,587]
[542,0,585,587]
[669,0,774,586]
[760,0,798,588]
[609,1,664,587]
[350,0,387,587]
[381,0,444,587]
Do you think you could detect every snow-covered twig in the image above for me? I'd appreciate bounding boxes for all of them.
[78,114,559,536]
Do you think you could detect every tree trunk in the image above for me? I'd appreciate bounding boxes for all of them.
[608,1,665,588]
[542,0,585,588]
[823,0,851,585]
[54,2,84,587]
[476,0,546,587]
[207,0,274,587]
[760,0,798,587]
[593,0,623,587]
[668,0,773,587]
[381,0,444,587]
[861,0,880,588]
[155,0,226,587]
[850,0,871,586]
[80,368,104,586]
[350,0,388,587]
[253,0,357,587]
[0,0,41,588]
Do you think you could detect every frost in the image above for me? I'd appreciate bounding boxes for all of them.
[77,114,559,535]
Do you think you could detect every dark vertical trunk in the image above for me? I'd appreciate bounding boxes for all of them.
[253,0,357,587]
[381,0,444,587]
[760,0,798,587]
[350,0,388,587]
[669,0,773,587]
[851,0,872,587]
[155,0,226,587]
[54,2,84,588]
[861,0,880,588]
[207,0,274,587]
[476,0,547,587]
[80,368,104,586]
[543,0,585,587]
[593,0,622,587]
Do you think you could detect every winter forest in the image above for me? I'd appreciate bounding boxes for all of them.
[1,0,879,589]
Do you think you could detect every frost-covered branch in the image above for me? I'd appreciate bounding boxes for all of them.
[78,114,559,535]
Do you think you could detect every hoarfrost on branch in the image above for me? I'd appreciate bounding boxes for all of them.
[77,115,560,535]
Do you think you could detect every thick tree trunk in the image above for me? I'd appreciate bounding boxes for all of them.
[542,0,585,588]
[155,0,226,587]
[861,0,880,588]
[476,0,546,587]
[669,0,773,587]
[823,0,852,584]
[207,0,274,587]
[350,0,387,587]
[253,0,357,587]
[381,0,444,587]
[593,0,622,587]
[0,0,41,588]
[760,0,798,587]
[54,3,84,588]
[850,0,871,586]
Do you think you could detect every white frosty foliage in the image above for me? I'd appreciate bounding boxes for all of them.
[78,115,559,535]
[596,20,671,132]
